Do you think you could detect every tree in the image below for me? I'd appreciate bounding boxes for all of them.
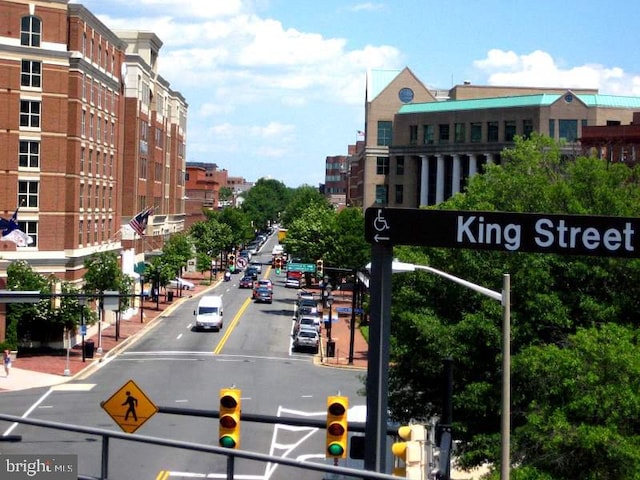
[190,216,233,272]
[240,178,291,230]
[215,208,254,248]
[387,135,640,477]
[326,207,369,269]
[282,203,336,262]
[280,185,330,227]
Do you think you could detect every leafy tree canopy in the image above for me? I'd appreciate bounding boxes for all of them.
[280,185,330,227]
[240,178,291,230]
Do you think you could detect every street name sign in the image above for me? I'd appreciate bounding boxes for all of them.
[101,379,158,433]
[287,262,316,273]
[365,207,640,258]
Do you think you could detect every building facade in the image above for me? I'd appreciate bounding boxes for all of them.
[580,111,640,165]
[184,162,228,229]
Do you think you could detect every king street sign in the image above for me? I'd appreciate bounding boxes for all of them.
[365,207,640,258]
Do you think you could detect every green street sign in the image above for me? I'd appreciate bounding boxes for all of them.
[287,262,316,273]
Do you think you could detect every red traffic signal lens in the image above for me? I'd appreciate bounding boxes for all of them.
[220,415,237,429]
[220,395,238,409]
[328,423,345,436]
[328,402,346,416]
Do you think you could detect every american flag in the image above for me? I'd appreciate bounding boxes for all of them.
[357,130,365,137]
[129,207,152,236]
[0,207,33,247]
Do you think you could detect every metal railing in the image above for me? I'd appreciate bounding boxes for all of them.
[0,413,400,480]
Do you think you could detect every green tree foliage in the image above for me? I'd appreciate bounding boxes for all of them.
[241,178,291,230]
[388,134,640,478]
[162,233,193,274]
[280,185,330,227]
[214,208,254,248]
[327,207,369,269]
[283,203,336,262]
[190,215,233,263]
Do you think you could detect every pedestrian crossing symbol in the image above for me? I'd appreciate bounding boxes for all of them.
[101,379,158,433]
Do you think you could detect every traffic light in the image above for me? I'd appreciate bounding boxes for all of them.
[228,254,235,273]
[219,388,241,449]
[326,395,348,459]
[275,257,282,274]
[316,259,324,277]
[392,425,425,479]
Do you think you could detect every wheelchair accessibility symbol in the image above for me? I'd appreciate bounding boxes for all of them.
[372,209,391,242]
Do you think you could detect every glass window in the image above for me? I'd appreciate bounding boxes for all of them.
[78,220,83,245]
[439,124,450,143]
[19,100,40,128]
[17,221,37,247]
[487,122,499,142]
[377,121,392,147]
[20,16,41,47]
[21,60,41,88]
[549,119,555,139]
[375,185,388,205]
[396,157,404,175]
[504,121,516,142]
[19,140,40,168]
[470,122,482,142]
[18,180,39,207]
[523,119,533,139]
[394,184,404,204]
[559,119,578,142]
[81,110,86,136]
[454,123,466,143]
[423,124,434,145]
[409,125,418,145]
[376,157,389,175]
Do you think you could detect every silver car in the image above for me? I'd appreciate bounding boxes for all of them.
[293,328,319,353]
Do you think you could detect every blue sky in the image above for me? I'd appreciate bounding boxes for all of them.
[71,0,640,188]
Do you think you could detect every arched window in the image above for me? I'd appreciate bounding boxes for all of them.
[20,15,41,47]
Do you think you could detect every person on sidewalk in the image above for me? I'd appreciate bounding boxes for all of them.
[3,349,12,377]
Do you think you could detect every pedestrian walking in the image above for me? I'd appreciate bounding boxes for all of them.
[3,349,12,377]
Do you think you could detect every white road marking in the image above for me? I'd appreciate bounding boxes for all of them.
[176,333,183,340]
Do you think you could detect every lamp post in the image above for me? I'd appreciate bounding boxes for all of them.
[79,296,86,363]
[371,261,511,480]
[139,274,145,323]
[63,326,71,376]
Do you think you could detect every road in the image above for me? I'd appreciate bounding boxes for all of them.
[0,238,366,479]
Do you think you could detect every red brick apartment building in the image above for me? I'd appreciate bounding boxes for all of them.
[185,162,228,229]
[0,0,187,283]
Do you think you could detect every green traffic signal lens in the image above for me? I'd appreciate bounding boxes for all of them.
[219,435,236,448]
[327,443,344,456]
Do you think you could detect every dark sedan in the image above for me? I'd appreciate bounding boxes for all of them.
[253,287,273,304]
[239,275,254,289]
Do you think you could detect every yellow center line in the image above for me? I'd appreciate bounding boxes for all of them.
[156,470,169,480]
[213,296,252,354]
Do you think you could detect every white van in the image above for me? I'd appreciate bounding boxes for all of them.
[194,295,224,331]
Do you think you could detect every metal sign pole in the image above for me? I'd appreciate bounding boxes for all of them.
[364,242,393,473]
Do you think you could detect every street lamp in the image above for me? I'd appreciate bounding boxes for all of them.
[79,296,87,363]
[366,261,511,480]
[139,274,145,323]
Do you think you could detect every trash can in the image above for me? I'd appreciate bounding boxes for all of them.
[84,340,95,359]
[167,291,174,302]
[326,340,336,358]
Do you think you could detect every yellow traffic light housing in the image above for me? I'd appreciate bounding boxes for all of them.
[316,259,324,277]
[228,254,236,272]
[392,425,425,478]
[275,257,282,274]
[326,395,348,459]
[219,388,241,449]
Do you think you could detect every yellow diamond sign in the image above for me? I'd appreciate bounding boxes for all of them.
[101,379,158,433]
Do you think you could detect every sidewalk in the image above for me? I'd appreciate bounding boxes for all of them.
[0,273,368,392]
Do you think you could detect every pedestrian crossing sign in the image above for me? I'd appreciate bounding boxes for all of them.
[101,379,158,433]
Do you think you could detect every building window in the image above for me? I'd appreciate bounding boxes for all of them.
[559,119,578,142]
[423,124,434,144]
[96,116,101,141]
[88,150,93,174]
[487,121,499,142]
[377,121,392,147]
[376,157,389,175]
[18,181,39,207]
[20,16,41,47]
[375,185,388,204]
[79,183,84,209]
[21,60,41,88]
[409,125,418,145]
[90,113,94,138]
[504,121,516,142]
[454,123,466,143]
[395,184,404,204]
[81,110,86,136]
[17,221,37,247]
[470,122,482,142]
[396,156,405,175]
[140,158,147,178]
[20,100,40,128]
[438,124,450,143]
[19,140,40,168]
[79,219,83,245]
[549,119,555,139]
[523,119,533,139]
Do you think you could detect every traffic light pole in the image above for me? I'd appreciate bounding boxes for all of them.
[364,242,393,474]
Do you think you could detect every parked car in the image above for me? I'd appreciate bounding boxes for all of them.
[239,275,254,289]
[253,287,273,304]
[296,315,321,333]
[293,328,319,353]
[168,277,195,290]
[296,298,318,314]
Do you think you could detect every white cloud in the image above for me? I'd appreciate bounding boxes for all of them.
[474,49,637,95]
